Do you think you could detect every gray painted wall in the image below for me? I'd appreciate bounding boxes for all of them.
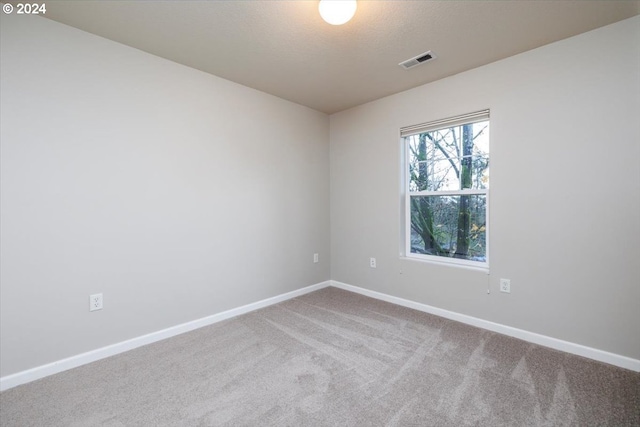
[330,17,640,360]
[0,13,330,377]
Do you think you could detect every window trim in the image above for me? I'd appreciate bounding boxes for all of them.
[401,110,490,271]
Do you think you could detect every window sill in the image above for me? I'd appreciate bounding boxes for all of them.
[401,254,489,274]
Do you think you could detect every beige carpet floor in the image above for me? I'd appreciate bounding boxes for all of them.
[1,287,638,426]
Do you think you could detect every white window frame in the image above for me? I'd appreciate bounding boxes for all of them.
[401,110,490,271]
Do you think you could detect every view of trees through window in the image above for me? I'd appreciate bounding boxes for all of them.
[405,118,489,264]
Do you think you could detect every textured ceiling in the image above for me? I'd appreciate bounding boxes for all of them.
[10,0,640,114]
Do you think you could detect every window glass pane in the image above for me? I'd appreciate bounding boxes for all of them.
[407,120,489,192]
[409,195,487,262]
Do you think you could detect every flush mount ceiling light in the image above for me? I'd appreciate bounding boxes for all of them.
[319,0,357,25]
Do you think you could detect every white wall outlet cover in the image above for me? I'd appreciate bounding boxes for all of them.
[314,253,319,263]
[499,279,511,293]
[90,293,103,311]
[370,258,377,268]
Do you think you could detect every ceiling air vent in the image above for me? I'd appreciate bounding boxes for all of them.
[399,50,437,70]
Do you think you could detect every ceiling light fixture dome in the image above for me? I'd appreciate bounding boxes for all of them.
[319,0,357,26]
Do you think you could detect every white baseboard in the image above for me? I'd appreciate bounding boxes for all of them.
[330,280,640,372]
[0,281,331,391]
[3,278,637,391]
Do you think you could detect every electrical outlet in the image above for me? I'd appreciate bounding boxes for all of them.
[499,279,511,293]
[314,253,319,263]
[89,293,103,311]
[370,257,377,268]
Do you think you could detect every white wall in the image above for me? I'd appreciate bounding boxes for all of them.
[330,17,640,360]
[0,13,330,377]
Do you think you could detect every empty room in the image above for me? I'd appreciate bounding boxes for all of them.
[1,0,639,425]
